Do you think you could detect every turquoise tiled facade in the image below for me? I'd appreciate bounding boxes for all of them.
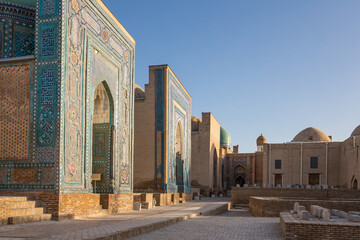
[0,0,135,194]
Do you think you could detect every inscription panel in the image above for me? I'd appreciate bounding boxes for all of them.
[37,65,58,147]
[38,23,58,61]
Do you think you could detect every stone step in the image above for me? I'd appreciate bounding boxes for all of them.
[8,214,52,225]
[2,200,36,209]
[7,207,44,217]
[0,196,28,202]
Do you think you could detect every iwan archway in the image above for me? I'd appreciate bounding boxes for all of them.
[175,121,185,191]
[92,81,114,193]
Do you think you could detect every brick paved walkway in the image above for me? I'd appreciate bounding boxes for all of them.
[130,206,283,240]
[0,198,230,240]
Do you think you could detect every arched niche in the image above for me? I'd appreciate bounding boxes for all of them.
[91,81,114,194]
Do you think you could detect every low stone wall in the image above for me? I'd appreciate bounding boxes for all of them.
[280,212,360,239]
[250,196,360,217]
[232,187,360,204]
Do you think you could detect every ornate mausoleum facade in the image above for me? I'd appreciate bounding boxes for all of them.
[0,0,135,218]
[134,65,192,201]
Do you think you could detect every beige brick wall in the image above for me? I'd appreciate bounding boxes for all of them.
[340,136,360,189]
[263,142,342,186]
[191,113,221,196]
[134,70,156,190]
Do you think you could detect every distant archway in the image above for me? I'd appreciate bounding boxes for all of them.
[353,179,358,189]
[235,176,245,187]
[92,81,114,194]
[175,121,184,187]
[213,148,217,189]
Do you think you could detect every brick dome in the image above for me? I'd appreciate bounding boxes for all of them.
[351,125,360,137]
[292,127,331,142]
[134,84,145,99]
[256,134,267,146]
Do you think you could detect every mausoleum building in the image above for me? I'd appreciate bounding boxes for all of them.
[134,65,192,202]
[0,0,135,219]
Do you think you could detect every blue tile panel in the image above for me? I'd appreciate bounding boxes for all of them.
[155,68,164,190]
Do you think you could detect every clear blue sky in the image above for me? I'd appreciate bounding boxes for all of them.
[103,0,360,152]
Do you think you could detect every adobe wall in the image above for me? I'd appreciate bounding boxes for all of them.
[232,187,360,204]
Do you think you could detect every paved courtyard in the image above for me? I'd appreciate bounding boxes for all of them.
[131,207,283,240]
[0,199,282,240]
[0,198,230,240]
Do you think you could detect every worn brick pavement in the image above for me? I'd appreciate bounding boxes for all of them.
[0,198,230,240]
[130,207,282,240]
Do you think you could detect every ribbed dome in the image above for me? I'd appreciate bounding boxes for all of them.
[292,127,331,142]
[351,125,360,137]
[256,134,267,146]
[220,127,231,148]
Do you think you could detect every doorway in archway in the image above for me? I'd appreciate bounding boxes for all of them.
[92,81,114,194]
[353,179,358,189]
[235,176,245,187]
[175,121,184,189]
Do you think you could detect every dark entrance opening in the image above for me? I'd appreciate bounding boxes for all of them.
[92,81,114,194]
[235,176,245,187]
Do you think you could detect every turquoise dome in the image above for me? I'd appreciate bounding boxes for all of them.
[220,127,231,148]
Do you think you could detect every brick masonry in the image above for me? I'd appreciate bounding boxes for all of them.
[0,192,134,220]
[280,212,360,239]
[232,187,360,204]
[0,192,59,218]
[250,196,360,217]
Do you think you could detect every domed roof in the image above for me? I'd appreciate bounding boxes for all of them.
[134,84,145,99]
[191,116,202,132]
[351,125,360,137]
[220,127,231,148]
[292,127,332,142]
[256,134,267,145]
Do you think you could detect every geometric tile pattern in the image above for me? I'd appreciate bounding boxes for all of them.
[167,71,192,193]
[39,24,57,60]
[0,64,31,160]
[92,124,113,193]
[14,31,35,57]
[37,66,57,146]
[12,168,37,184]
[39,0,58,19]
[41,168,55,184]
[0,168,7,184]
[0,3,35,59]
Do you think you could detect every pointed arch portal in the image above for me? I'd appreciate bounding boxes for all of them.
[92,81,114,193]
[175,121,184,188]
